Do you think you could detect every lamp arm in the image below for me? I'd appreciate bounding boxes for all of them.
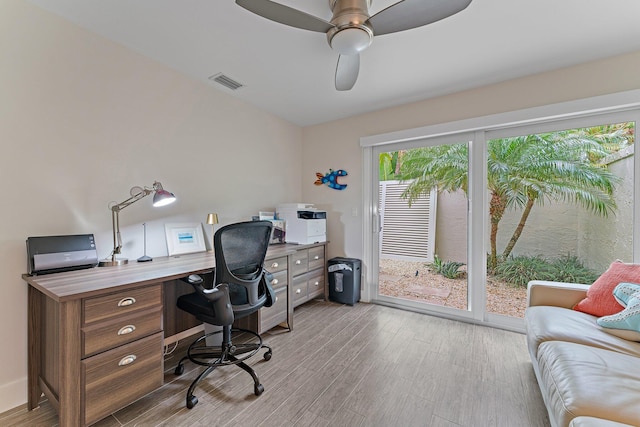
[108,188,153,260]
[111,188,153,212]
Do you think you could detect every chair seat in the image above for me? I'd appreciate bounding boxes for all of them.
[177,292,227,326]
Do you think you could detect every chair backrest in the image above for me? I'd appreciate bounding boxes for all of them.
[213,220,273,317]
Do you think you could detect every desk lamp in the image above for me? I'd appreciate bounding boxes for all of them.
[206,213,218,252]
[99,181,176,267]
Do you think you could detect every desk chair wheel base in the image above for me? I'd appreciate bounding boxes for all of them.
[186,395,198,409]
[174,364,185,376]
[255,384,264,395]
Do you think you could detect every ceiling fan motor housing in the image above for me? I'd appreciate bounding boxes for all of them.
[327,0,374,55]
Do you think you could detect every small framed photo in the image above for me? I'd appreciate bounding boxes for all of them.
[164,223,206,256]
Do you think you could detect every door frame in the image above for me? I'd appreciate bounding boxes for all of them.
[361,89,640,332]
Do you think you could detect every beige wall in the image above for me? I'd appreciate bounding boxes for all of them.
[0,1,302,412]
[4,0,640,416]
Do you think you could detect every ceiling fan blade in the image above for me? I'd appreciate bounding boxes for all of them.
[235,0,334,33]
[335,54,360,91]
[368,0,472,36]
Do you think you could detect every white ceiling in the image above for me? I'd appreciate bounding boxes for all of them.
[27,0,640,127]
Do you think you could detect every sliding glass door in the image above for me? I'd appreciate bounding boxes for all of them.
[372,134,475,319]
[364,108,639,331]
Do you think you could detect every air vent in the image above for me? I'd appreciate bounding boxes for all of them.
[208,73,244,90]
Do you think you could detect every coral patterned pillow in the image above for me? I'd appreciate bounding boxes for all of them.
[573,261,640,317]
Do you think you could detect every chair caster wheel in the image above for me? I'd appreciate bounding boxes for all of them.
[254,384,264,396]
[174,364,184,375]
[186,395,198,409]
[263,351,272,361]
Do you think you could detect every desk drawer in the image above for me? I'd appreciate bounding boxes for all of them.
[260,286,288,331]
[269,269,288,289]
[308,246,325,271]
[291,250,309,277]
[292,275,308,306]
[84,284,162,325]
[266,256,287,274]
[83,332,163,426]
[307,270,325,300]
[82,307,163,357]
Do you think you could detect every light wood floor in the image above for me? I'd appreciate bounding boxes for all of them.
[2,300,550,427]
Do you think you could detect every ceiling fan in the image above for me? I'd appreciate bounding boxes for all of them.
[235,0,472,91]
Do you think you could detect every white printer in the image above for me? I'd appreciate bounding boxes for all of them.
[277,203,327,244]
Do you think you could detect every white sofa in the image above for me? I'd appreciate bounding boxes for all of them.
[525,280,640,427]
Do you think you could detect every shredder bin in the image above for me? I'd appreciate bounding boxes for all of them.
[328,257,361,305]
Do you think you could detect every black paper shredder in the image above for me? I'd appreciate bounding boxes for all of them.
[328,257,361,305]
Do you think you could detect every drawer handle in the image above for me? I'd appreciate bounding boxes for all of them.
[295,260,301,265]
[314,281,320,287]
[271,262,279,268]
[117,325,136,336]
[118,355,137,366]
[296,288,302,294]
[314,255,320,260]
[271,278,279,285]
[118,297,136,307]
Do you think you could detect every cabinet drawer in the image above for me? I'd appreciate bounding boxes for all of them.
[308,246,325,271]
[84,285,162,325]
[261,286,288,331]
[307,270,325,300]
[266,256,287,273]
[269,269,288,289]
[291,250,309,277]
[292,275,308,306]
[82,307,163,357]
[83,332,163,426]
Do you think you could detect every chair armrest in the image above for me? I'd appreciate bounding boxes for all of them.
[527,280,590,309]
[261,270,276,307]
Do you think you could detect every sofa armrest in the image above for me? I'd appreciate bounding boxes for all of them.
[527,280,590,309]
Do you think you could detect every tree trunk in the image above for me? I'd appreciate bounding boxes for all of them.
[489,192,507,270]
[502,197,535,259]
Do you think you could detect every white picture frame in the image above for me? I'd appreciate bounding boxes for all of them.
[164,222,206,256]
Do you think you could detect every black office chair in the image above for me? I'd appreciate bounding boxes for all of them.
[174,220,275,409]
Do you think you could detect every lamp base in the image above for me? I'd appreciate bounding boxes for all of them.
[98,257,129,267]
[137,255,152,262]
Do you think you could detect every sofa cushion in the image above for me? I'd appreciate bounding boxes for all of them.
[569,416,637,427]
[537,341,640,427]
[573,261,639,317]
[525,306,640,359]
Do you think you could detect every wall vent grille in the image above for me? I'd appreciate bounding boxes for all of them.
[208,73,244,90]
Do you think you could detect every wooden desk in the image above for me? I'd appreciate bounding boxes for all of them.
[23,243,327,427]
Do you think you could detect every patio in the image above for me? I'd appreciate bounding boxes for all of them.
[378,259,528,318]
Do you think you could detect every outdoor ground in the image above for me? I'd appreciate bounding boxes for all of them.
[378,259,528,318]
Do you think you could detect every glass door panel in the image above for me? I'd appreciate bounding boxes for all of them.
[377,141,470,314]
[485,121,635,320]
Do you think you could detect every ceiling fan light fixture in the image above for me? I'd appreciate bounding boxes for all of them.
[329,26,372,55]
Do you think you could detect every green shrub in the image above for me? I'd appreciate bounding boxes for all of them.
[494,255,554,288]
[549,254,599,284]
[495,254,599,288]
[430,255,465,279]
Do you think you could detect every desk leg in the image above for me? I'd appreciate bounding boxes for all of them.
[58,300,82,427]
[27,286,41,410]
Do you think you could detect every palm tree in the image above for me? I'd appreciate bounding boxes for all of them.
[396,126,628,270]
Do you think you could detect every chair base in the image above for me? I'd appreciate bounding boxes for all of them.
[174,326,272,409]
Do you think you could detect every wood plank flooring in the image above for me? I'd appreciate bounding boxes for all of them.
[1,300,550,426]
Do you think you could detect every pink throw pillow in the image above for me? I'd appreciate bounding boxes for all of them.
[573,261,640,317]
